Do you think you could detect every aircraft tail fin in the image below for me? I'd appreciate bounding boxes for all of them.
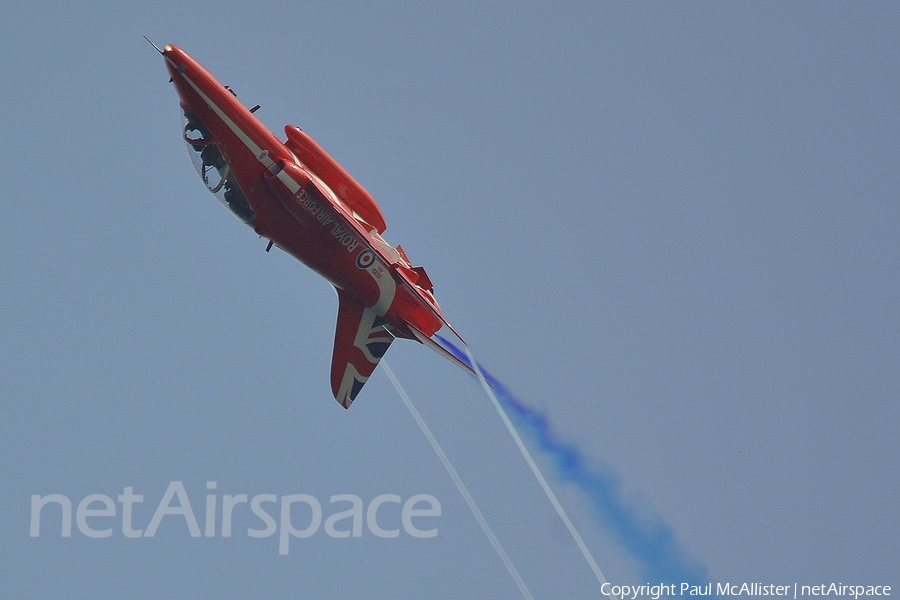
[331,288,395,408]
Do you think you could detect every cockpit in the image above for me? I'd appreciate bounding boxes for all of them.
[182,111,255,223]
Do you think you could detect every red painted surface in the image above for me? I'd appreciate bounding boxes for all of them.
[159,45,460,406]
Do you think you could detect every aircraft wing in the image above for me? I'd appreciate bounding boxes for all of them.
[406,324,478,379]
[331,288,395,408]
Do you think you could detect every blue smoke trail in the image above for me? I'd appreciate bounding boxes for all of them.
[436,335,708,584]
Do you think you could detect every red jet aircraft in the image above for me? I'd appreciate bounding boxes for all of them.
[155,43,471,407]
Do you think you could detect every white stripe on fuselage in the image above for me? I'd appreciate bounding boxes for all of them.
[170,57,275,172]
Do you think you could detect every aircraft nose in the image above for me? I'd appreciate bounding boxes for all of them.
[143,38,187,68]
[160,44,192,78]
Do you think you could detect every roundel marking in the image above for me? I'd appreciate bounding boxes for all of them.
[356,250,375,270]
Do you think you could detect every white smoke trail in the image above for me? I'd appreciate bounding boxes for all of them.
[380,360,535,600]
[457,343,613,596]
[434,334,708,585]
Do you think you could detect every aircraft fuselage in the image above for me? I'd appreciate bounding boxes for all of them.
[158,44,467,406]
[162,45,442,338]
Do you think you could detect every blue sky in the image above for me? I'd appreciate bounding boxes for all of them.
[1,2,897,597]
